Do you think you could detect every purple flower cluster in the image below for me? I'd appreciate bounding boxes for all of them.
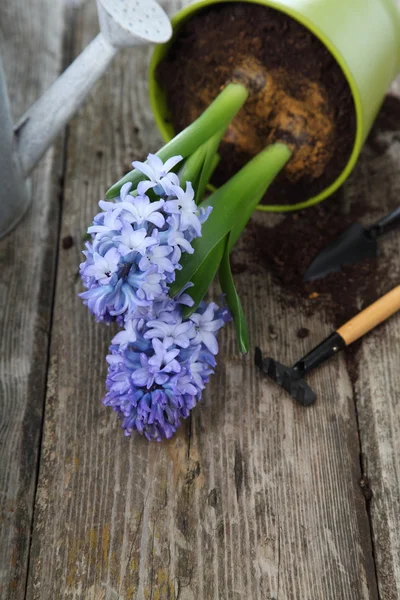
[104,297,228,441]
[80,154,211,324]
[79,154,228,441]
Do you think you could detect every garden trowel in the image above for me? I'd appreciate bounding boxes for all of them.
[304,206,400,281]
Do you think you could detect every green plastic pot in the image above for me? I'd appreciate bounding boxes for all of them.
[149,0,400,211]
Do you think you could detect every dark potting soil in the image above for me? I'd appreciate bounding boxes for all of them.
[233,186,397,330]
[242,195,378,327]
[157,2,356,205]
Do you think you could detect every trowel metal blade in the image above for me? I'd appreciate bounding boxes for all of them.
[304,223,378,282]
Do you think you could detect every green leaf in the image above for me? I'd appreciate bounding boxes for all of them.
[180,132,223,205]
[178,145,208,191]
[194,131,224,204]
[181,239,225,318]
[169,143,292,298]
[208,154,220,184]
[219,233,249,354]
[106,83,248,199]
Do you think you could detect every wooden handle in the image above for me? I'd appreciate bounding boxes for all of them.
[337,285,400,346]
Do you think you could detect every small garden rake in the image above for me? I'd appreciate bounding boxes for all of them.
[256,285,400,406]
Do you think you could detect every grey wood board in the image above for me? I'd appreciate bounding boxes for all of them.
[352,78,400,600]
[0,0,64,598]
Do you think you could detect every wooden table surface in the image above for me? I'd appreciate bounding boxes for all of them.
[1,0,399,598]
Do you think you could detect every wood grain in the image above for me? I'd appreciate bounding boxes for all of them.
[0,0,65,598]
[352,78,400,600]
[24,1,395,599]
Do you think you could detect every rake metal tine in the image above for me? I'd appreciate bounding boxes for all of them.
[296,385,306,406]
[282,370,293,394]
[267,359,279,382]
[254,347,264,370]
[254,349,318,406]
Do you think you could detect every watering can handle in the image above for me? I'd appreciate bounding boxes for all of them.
[14,34,117,177]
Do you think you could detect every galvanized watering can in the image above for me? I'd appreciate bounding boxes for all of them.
[0,0,172,238]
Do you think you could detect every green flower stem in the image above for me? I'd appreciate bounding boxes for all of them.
[219,232,249,353]
[194,133,224,204]
[182,238,226,319]
[178,144,207,191]
[106,83,248,199]
[179,129,225,206]
[228,143,292,251]
[209,154,220,180]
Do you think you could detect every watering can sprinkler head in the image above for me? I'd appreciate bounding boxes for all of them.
[0,0,172,239]
[97,0,172,47]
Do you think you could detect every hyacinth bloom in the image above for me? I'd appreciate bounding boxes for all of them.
[79,155,205,324]
[79,154,229,440]
[133,153,182,196]
[104,299,228,441]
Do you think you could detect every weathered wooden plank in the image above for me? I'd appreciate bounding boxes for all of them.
[0,0,65,598]
[26,1,386,599]
[353,80,400,600]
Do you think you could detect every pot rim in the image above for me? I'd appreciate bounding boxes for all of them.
[149,0,365,212]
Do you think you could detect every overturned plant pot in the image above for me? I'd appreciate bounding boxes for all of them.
[149,0,400,211]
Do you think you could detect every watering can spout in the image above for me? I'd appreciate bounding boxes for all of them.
[0,0,171,237]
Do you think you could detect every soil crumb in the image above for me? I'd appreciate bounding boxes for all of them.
[297,328,310,339]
